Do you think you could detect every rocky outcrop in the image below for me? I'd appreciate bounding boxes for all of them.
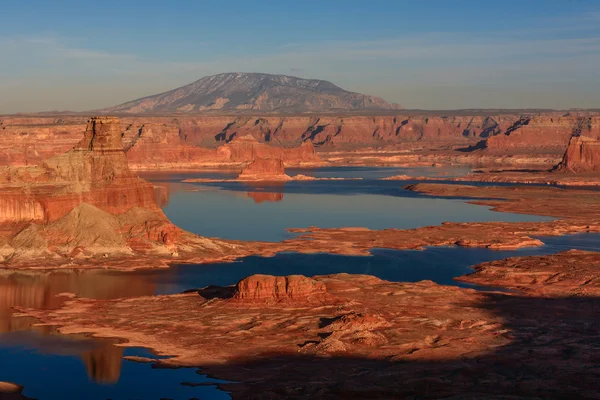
[458,250,600,296]
[0,117,245,268]
[237,158,291,181]
[0,116,158,224]
[233,274,327,302]
[101,73,401,113]
[21,270,600,399]
[554,135,600,173]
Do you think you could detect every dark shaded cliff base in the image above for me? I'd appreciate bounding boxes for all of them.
[19,268,600,399]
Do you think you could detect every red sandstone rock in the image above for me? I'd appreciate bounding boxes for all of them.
[233,274,327,302]
[554,135,600,173]
[237,158,291,181]
[0,117,244,267]
[2,113,599,171]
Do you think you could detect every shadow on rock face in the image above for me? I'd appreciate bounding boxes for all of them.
[201,293,600,399]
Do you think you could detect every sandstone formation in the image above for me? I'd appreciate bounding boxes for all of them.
[217,134,318,165]
[554,135,600,173]
[100,73,401,113]
[2,112,599,171]
[19,270,600,399]
[233,274,327,302]
[0,116,158,224]
[237,158,291,181]
[0,117,246,268]
[458,250,600,296]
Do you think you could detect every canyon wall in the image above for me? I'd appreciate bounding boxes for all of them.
[1,112,599,169]
[554,135,600,173]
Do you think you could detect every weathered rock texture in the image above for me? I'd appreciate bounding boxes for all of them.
[237,158,290,181]
[19,270,600,399]
[0,117,245,268]
[1,112,599,170]
[100,73,401,113]
[554,135,600,173]
[458,250,600,296]
[0,116,158,224]
[233,274,327,302]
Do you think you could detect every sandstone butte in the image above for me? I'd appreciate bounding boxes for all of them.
[554,135,600,173]
[1,112,599,170]
[237,157,292,181]
[0,116,251,269]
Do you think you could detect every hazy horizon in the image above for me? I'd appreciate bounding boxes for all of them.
[1,0,600,113]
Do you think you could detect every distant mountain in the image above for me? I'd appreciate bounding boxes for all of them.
[100,73,402,114]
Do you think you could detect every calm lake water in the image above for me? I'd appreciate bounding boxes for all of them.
[0,166,591,400]
[142,166,551,241]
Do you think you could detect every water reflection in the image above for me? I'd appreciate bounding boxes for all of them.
[0,269,158,386]
[82,345,124,384]
[246,191,285,203]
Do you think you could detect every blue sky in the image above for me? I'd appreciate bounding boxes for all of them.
[1,0,599,112]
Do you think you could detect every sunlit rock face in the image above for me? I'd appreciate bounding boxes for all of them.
[216,134,318,165]
[233,274,328,302]
[554,135,600,173]
[0,116,159,225]
[0,117,199,265]
[237,158,291,181]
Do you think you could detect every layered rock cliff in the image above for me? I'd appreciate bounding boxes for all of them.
[237,158,291,181]
[0,117,242,267]
[554,135,600,173]
[1,112,599,170]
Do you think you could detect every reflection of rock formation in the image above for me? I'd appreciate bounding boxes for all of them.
[554,136,600,173]
[81,344,124,384]
[245,191,284,204]
[153,184,170,208]
[0,270,157,333]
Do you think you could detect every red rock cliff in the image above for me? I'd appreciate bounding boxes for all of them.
[554,135,600,173]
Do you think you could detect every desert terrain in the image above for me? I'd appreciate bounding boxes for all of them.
[0,109,599,399]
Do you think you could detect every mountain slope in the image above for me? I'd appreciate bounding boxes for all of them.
[101,73,402,113]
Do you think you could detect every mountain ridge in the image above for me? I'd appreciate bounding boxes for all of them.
[100,72,402,114]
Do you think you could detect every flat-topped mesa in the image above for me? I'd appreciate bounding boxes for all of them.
[554,135,600,173]
[233,274,327,302]
[237,158,291,181]
[74,116,124,152]
[218,134,319,166]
